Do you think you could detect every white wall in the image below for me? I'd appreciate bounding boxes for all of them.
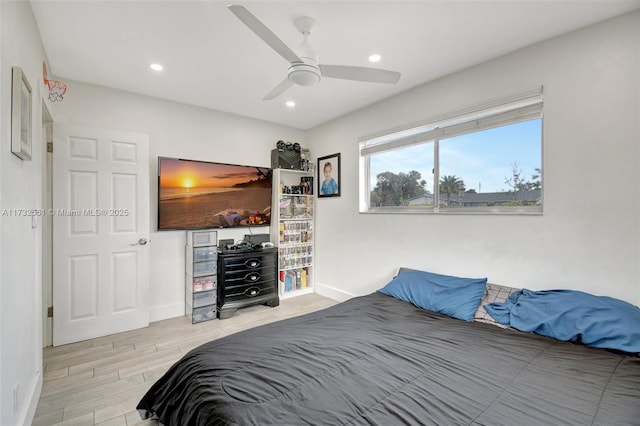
[0,1,49,424]
[51,82,305,322]
[307,11,640,306]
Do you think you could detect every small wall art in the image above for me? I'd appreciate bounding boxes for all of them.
[317,153,340,197]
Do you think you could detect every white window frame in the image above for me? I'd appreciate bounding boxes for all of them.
[359,88,543,215]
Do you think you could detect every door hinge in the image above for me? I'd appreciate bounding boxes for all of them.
[47,306,53,318]
[47,142,53,153]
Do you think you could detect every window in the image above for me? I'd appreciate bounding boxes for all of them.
[359,89,543,214]
[368,142,435,208]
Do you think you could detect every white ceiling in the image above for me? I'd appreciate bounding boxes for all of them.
[30,0,640,130]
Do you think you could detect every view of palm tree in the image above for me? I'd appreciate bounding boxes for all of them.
[439,175,465,206]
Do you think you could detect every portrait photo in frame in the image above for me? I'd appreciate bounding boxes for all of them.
[11,66,32,161]
[317,153,341,197]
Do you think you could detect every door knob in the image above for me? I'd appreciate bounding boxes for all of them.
[131,238,148,246]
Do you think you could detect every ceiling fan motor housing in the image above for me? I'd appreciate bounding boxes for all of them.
[288,62,321,86]
[287,16,321,86]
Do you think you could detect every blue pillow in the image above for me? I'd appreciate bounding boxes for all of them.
[378,269,487,321]
[485,289,640,353]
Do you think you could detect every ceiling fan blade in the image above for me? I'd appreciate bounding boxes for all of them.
[228,5,302,64]
[319,65,401,84]
[263,79,294,101]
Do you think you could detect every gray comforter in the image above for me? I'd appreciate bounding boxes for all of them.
[138,292,640,425]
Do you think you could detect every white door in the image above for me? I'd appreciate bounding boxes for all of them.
[53,124,150,346]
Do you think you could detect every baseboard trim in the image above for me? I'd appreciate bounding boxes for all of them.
[149,302,185,323]
[20,370,42,426]
[314,282,355,302]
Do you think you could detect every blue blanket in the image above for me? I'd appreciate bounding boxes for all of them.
[485,289,640,354]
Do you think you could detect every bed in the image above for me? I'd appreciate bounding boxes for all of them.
[137,271,640,425]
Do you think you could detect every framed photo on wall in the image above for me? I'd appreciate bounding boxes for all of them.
[317,153,340,197]
[11,66,32,161]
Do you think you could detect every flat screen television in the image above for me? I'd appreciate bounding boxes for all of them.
[158,157,272,230]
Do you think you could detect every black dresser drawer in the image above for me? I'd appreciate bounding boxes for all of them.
[224,280,276,303]
[224,269,274,288]
[222,254,276,274]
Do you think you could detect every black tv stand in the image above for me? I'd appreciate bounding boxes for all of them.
[217,247,279,319]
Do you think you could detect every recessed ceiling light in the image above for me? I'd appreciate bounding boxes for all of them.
[368,54,381,63]
[149,63,164,72]
[285,100,296,108]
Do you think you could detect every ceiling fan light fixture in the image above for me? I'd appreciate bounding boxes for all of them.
[287,63,321,86]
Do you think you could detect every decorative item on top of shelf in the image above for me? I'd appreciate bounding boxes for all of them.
[276,139,300,152]
[271,140,313,172]
[318,153,341,197]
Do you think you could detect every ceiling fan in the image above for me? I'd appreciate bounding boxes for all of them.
[227,5,401,100]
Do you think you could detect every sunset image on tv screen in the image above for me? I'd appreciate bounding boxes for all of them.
[158,158,272,230]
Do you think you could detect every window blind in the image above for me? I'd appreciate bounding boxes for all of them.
[360,87,543,157]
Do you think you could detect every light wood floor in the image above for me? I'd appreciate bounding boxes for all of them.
[33,294,338,426]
